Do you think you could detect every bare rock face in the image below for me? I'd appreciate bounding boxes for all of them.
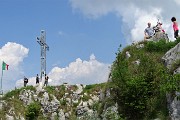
[162,42,180,120]
[40,92,60,114]
[146,32,169,42]
[0,100,6,110]
[162,43,180,69]
[19,89,34,105]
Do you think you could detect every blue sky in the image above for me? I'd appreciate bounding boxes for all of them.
[0,0,180,91]
[0,0,125,90]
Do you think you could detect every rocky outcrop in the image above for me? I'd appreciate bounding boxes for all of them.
[13,83,117,119]
[162,42,180,69]
[162,42,180,120]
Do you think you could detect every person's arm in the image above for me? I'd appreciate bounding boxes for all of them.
[144,29,146,36]
[175,21,179,29]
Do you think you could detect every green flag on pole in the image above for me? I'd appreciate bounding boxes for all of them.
[2,61,9,70]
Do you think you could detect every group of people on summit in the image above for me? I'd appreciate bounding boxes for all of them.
[24,74,49,87]
[144,17,179,40]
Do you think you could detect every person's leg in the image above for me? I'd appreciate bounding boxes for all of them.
[144,35,149,41]
[174,30,178,39]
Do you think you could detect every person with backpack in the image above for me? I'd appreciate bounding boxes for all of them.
[24,76,28,87]
[44,74,49,87]
[171,17,179,39]
[36,74,39,84]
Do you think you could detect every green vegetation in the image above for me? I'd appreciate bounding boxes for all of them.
[1,38,179,120]
[25,102,41,120]
[83,83,106,94]
[110,39,180,120]
[145,38,180,52]
[3,86,35,100]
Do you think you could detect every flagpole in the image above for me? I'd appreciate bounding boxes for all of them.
[0,69,3,95]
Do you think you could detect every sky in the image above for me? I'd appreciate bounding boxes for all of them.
[0,0,180,91]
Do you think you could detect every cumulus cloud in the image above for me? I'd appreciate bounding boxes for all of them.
[16,54,110,87]
[0,42,29,91]
[69,0,180,43]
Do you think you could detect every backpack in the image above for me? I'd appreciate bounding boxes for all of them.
[25,78,28,83]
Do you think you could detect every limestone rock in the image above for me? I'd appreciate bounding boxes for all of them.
[132,59,140,65]
[162,42,180,120]
[136,44,144,49]
[58,109,65,120]
[162,42,180,69]
[126,51,131,59]
[6,114,14,120]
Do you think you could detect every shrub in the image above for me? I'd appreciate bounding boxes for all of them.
[110,41,171,119]
[25,102,41,120]
[145,39,177,53]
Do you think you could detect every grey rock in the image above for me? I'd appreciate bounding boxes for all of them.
[65,112,70,119]
[58,109,65,120]
[174,67,180,74]
[6,114,14,120]
[0,100,6,110]
[162,42,180,69]
[136,44,144,49]
[126,51,131,59]
[51,112,57,120]
[162,42,180,120]
[133,59,140,65]
[19,89,34,105]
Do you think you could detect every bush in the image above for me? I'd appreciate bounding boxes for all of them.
[145,39,177,53]
[25,102,41,120]
[110,41,171,119]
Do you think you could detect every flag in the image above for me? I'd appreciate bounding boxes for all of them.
[2,61,9,70]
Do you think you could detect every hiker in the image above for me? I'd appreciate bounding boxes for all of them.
[44,74,49,87]
[36,74,39,84]
[171,17,179,39]
[144,22,154,40]
[24,76,28,87]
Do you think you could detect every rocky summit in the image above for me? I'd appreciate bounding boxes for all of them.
[0,83,119,120]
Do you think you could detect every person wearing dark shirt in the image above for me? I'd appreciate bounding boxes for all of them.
[24,76,28,87]
[44,74,49,87]
[36,74,39,84]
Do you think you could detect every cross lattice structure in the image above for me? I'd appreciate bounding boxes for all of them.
[37,30,49,81]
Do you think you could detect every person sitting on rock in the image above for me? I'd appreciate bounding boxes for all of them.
[144,22,155,40]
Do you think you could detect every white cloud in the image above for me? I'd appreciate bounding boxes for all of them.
[0,42,29,91]
[70,0,180,43]
[16,54,110,87]
[174,0,180,5]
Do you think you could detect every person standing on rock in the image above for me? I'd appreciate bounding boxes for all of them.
[24,76,28,87]
[44,74,49,87]
[36,74,39,84]
[171,17,179,39]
